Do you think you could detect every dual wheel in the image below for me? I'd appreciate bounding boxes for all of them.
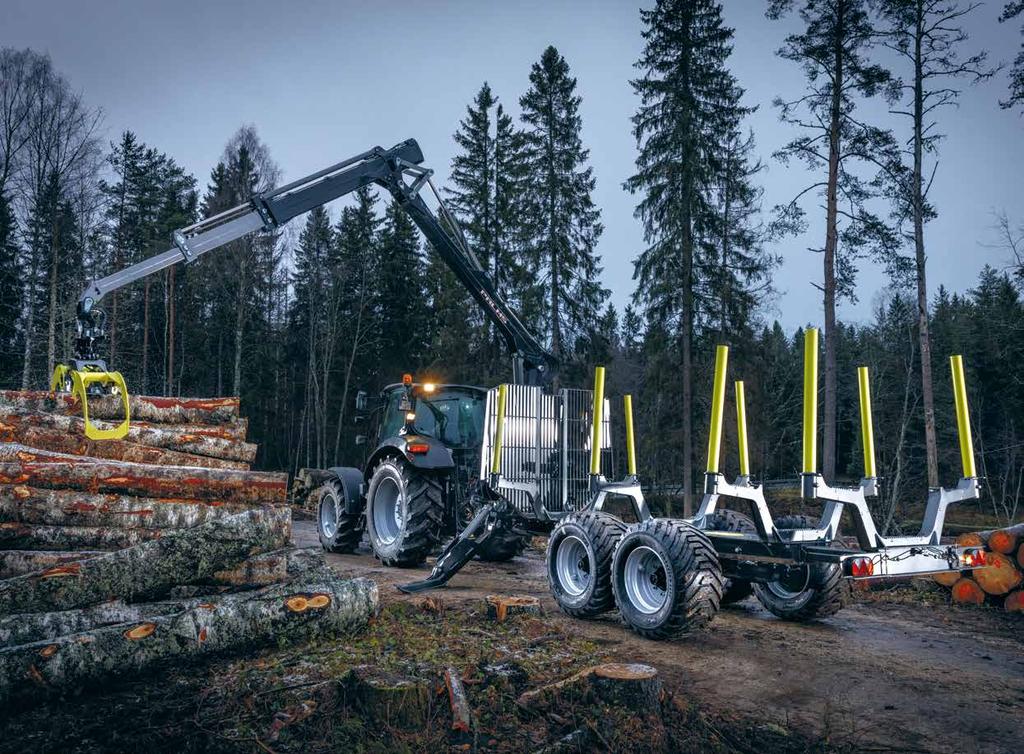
[318,456,526,566]
[547,510,845,640]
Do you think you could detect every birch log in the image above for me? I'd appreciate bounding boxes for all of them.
[0,486,249,529]
[0,522,163,551]
[0,507,291,614]
[0,391,240,425]
[0,551,103,580]
[0,444,286,504]
[0,575,378,705]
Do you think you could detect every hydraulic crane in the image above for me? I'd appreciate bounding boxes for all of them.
[55,138,556,440]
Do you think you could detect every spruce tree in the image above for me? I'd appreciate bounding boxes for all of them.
[520,46,605,374]
[1001,2,1024,110]
[0,191,20,385]
[625,1,753,513]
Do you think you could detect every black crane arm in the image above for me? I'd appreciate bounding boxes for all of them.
[75,139,556,385]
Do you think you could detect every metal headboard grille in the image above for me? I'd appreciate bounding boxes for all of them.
[479,385,612,517]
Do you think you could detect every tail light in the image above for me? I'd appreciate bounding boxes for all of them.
[406,443,430,455]
[847,557,875,578]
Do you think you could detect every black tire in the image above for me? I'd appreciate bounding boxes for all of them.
[364,457,444,567]
[612,519,723,640]
[475,527,528,562]
[547,511,627,618]
[752,514,846,621]
[317,479,363,553]
[703,509,756,605]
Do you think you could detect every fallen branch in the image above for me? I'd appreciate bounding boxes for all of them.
[0,574,378,705]
[0,507,291,614]
[445,666,472,736]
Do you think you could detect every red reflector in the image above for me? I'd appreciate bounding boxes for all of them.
[402,373,413,385]
[407,443,430,454]
[849,557,874,578]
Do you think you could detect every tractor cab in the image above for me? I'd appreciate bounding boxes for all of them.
[376,380,488,453]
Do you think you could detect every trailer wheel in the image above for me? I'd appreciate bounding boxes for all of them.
[365,457,444,567]
[317,479,363,553]
[704,509,756,605]
[752,515,846,621]
[547,511,627,618]
[612,519,723,640]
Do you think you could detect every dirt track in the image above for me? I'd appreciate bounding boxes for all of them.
[295,521,1024,754]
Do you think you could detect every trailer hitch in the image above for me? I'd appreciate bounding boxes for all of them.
[398,496,519,594]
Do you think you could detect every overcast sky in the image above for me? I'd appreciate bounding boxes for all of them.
[4,0,1021,330]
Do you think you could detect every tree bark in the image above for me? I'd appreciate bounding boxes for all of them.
[0,418,248,470]
[0,391,241,425]
[485,595,540,622]
[0,444,286,504]
[0,507,291,614]
[0,522,164,551]
[0,550,102,580]
[0,486,249,529]
[0,574,378,705]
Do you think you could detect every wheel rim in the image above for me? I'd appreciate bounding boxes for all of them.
[372,477,403,546]
[320,496,338,539]
[555,535,591,597]
[623,545,669,615]
[765,567,810,599]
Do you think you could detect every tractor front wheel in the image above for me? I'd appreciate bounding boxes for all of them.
[365,457,444,567]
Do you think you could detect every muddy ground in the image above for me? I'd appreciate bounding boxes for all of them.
[1,521,1021,754]
[295,522,1024,754]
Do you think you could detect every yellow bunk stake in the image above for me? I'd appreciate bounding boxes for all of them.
[589,366,606,476]
[490,383,508,477]
[950,355,977,479]
[706,345,729,474]
[802,328,819,475]
[857,367,877,479]
[624,394,637,477]
[735,380,750,478]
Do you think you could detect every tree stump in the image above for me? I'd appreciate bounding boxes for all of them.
[343,665,432,730]
[950,577,985,605]
[972,552,1022,596]
[517,663,661,715]
[485,595,540,622]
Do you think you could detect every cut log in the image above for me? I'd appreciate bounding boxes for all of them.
[0,391,240,425]
[0,444,286,504]
[0,507,291,614]
[950,577,986,605]
[971,551,1023,596]
[955,532,984,548]
[932,571,962,588]
[0,486,249,529]
[201,547,330,589]
[0,417,247,470]
[986,524,1024,555]
[0,410,255,463]
[486,595,541,622]
[291,468,335,508]
[0,574,378,705]
[343,665,432,730]
[0,550,103,580]
[445,666,472,736]
[517,663,662,716]
[131,419,249,443]
[0,522,162,551]
[1018,544,1024,571]
[1004,590,1024,613]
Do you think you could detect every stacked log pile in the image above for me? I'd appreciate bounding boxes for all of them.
[0,392,379,702]
[933,523,1024,612]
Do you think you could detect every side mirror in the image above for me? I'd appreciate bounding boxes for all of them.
[355,434,367,446]
[355,390,368,412]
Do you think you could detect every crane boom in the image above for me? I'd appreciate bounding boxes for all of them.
[74,139,555,385]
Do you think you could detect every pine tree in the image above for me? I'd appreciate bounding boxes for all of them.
[520,46,605,374]
[877,0,994,488]
[768,0,900,479]
[625,0,754,513]
[1000,2,1024,110]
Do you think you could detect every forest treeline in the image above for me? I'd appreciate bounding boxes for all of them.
[1,1,1022,529]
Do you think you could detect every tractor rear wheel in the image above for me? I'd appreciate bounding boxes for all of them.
[752,515,846,621]
[365,457,444,567]
[547,511,627,618]
[317,479,363,553]
[703,509,756,605]
[612,519,723,640]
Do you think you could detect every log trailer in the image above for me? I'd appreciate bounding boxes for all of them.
[535,328,987,638]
